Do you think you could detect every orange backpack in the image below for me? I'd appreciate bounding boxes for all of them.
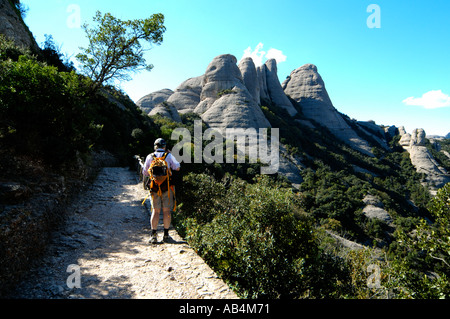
[148,152,171,196]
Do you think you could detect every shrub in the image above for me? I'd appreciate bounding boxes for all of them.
[387,183,450,298]
[39,34,75,72]
[0,53,96,165]
[0,38,156,167]
[0,34,30,61]
[175,173,322,298]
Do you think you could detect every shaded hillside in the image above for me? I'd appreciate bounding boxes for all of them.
[0,34,161,294]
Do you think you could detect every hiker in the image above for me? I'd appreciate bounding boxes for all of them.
[142,138,180,244]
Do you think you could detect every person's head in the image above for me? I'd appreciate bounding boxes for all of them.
[154,138,167,151]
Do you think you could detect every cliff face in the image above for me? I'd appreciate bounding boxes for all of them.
[137,54,271,131]
[195,54,271,131]
[399,127,450,193]
[282,64,374,156]
[0,0,39,51]
[258,59,298,117]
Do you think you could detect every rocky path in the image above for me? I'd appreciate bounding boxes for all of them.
[7,167,238,299]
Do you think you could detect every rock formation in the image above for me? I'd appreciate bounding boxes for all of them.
[148,55,297,127]
[136,89,181,122]
[238,57,260,105]
[0,0,39,51]
[194,54,270,131]
[136,89,174,113]
[357,121,390,150]
[282,64,374,156]
[278,145,304,188]
[384,125,399,139]
[136,56,385,159]
[149,103,182,123]
[399,127,450,192]
[362,195,393,224]
[166,76,203,114]
[258,59,298,116]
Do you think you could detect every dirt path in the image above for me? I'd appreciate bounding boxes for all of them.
[7,167,238,299]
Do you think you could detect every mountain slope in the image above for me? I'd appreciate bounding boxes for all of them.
[138,53,449,195]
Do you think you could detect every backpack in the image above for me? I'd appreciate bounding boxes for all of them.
[148,152,171,196]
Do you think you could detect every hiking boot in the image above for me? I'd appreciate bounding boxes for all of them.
[149,233,158,244]
[163,235,171,243]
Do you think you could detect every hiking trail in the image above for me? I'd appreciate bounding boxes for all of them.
[7,167,238,299]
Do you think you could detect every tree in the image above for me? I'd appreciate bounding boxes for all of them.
[40,34,75,72]
[416,183,450,271]
[11,0,28,19]
[76,11,165,91]
[387,183,450,298]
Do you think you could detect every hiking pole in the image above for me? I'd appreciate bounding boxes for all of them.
[142,192,150,205]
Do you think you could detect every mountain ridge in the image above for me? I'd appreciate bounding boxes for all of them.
[137,53,450,192]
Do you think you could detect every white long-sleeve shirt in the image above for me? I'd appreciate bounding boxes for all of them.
[142,149,180,177]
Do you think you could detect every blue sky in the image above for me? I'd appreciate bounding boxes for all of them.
[21,0,450,136]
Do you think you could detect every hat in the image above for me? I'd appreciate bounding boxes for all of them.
[154,138,167,147]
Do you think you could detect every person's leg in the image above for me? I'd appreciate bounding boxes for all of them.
[161,189,174,242]
[151,207,160,230]
[150,193,162,243]
[162,208,171,231]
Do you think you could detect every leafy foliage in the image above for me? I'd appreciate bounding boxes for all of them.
[385,183,450,298]
[10,0,28,19]
[0,35,158,167]
[0,50,95,164]
[76,11,165,90]
[174,173,319,298]
[39,34,75,72]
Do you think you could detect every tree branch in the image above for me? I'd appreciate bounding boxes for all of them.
[429,253,450,268]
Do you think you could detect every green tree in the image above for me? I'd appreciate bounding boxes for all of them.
[76,11,165,91]
[0,50,98,162]
[40,34,75,72]
[416,183,450,272]
[387,183,450,298]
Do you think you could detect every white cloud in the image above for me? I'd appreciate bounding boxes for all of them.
[242,42,266,66]
[241,42,286,66]
[266,48,287,64]
[403,90,450,109]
